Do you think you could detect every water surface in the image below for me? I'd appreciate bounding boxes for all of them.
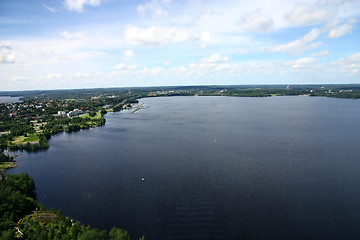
[7,96,360,240]
[0,96,22,103]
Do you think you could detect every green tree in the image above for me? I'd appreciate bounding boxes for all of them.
[78,229,108,240]
[0,229,15,240]
[109,227,131,240]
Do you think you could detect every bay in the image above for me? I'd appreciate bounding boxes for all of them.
[7,96,360,240]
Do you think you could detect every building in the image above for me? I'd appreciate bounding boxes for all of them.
[67,109,83,118]
[57,111,67,117]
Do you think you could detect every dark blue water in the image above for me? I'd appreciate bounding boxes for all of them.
[7,96,360,240]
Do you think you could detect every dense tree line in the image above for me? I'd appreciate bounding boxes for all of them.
[0,174,37,233]
[310,89,360,99]
[0,121,34,137]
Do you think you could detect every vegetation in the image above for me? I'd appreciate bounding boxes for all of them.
[0,153,17,172]
[0,174,144,240]
[0,174,36,234]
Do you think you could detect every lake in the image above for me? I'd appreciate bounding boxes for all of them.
[6,96,360,240]
[0,96,22,103]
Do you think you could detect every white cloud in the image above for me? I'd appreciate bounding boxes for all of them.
[64,0,101,12]
[61,31,86,40]
[73,72,90,78]
[290,57,316,69]
[114,63,136,70]
[12,76,27,82]
[66,51,105,61]
[238,49,250,55]
[310,41,322,48]
[0,42,16,63]
[285,5,334,26]
[311,50,330,56]
[332,51,360,74]
[124,50,134,58]
[261,28,321,55]
[201,31,211,42]
[327,22,354,38]
[163,60,171,66]
[201,54,229,64]
[182,54,233,77]
[43,3,57,12]
[239,13,274,32]
[137,0,170,19]
[11,38,106,65]
[150,67,163,74]
[47,73,63,80]
[125,26,198,46]
[302,28,321,42]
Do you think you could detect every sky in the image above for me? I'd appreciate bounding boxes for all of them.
[0,0,360,91]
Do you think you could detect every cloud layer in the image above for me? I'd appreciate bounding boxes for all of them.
[125,26,198,46]
[285,5,334,26]
[1,0,359,90]
[64,0,101,12]
[0,43,16,63]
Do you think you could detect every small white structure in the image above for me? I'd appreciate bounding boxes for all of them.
[67,109,83,118]
[57,111,66,117]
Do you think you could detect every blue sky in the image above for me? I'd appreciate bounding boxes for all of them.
[1,0,360,90]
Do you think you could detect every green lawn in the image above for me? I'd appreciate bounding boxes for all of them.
[0,162,18,171]
[80,111,102,120]
[23,134,40,142]
[12,133,40,145]
[25,212,58,223]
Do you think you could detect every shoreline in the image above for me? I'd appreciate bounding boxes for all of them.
[0,161,19,173]
[0,153,22,173]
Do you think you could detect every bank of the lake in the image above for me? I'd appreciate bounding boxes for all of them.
[0,161,18,172]
[6,96,360,240]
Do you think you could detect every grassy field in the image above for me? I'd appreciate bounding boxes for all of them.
[80,111,102,120]
[79,111,103,128]
[25,212,58,223]
[12,133,40,145]
[0,162,18,172]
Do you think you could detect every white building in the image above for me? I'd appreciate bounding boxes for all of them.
[57,111,67,117]
[67,109,83,118]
